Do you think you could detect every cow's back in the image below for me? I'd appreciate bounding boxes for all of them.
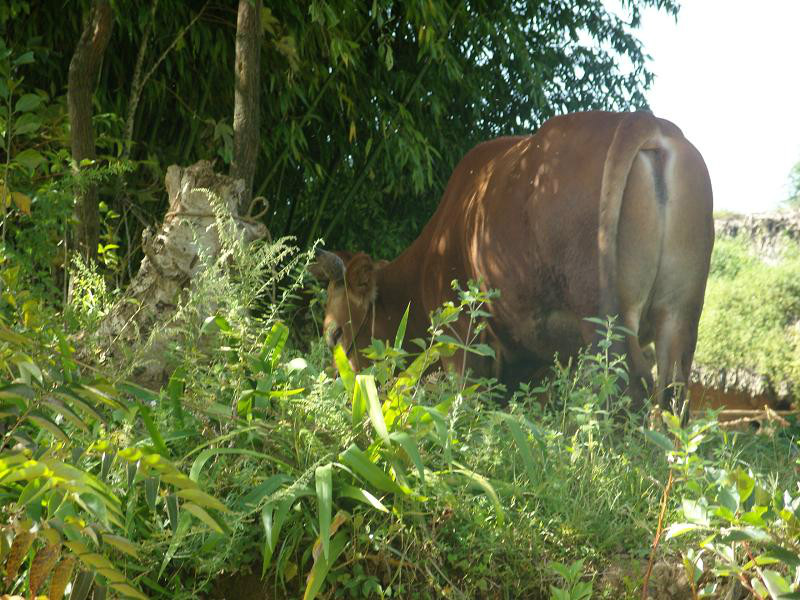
[389,111,713,392]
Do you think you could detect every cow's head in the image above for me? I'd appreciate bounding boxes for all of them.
[309,249,379,369]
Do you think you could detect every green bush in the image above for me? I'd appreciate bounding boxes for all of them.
[3,208,799,598]
[696,238,800,385]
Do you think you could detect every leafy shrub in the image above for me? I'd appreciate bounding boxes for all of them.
[697,238,800,385]
[647,411,800,599]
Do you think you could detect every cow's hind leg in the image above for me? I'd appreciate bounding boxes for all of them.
[652,309,700,422]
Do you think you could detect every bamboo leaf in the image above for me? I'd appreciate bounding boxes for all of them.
[26,410,69,441]
[103,534,140,559]
[394,303,410,349]
[183,502,227,534]
[175,488,229,513]
[303,530,348,600]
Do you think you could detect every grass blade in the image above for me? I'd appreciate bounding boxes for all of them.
[315,463,333,560]
[339,444,405,495]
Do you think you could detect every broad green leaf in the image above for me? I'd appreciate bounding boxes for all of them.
[303,530,348,600]
[13,51,34,66]
[683,498,711,526]
[761,546,800,568]
[15,93,42,113]
[722,527,772,544]
[735,468,755,504]
[642,429,674,452]
[359,375,389,445]
[761,570,792,599]
[333,345,356,398]
[389,432,425,484]
[339,444,404,495]
[14,148,45,171]
[665,522,702,539]
[468,343,495,357]
[315,463,333,560]
[18,476,53,507]
[11,191,31,214]
[13,112,41,135]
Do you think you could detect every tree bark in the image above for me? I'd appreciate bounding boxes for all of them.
[231,0,262,214]
[68,0,113,262]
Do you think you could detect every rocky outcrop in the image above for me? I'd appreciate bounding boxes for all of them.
[714,210,800,261]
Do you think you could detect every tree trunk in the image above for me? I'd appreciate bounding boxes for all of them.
[231,0,262,214]
[86,161,267,388]
[68,0,113,262]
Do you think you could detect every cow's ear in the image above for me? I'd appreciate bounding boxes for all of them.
[345,253,377,303]
[309,249,346,282]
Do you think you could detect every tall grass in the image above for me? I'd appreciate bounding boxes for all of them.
[2,219,798,599]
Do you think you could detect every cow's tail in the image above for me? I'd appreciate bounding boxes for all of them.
[597,111,664,320]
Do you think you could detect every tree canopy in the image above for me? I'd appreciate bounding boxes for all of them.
[3,0,678,276]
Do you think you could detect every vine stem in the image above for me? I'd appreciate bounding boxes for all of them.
[642,468,674,599]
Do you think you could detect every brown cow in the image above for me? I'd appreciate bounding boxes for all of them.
[311,111,714,411]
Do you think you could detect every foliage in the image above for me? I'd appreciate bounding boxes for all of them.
[0,287,229,598]
[696,237,800,385]
[3,204,800,598]
[2,0,679,290]
[0,38,132,310]
[648,411,800,599]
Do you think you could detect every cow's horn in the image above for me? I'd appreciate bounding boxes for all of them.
[313,248,345,282]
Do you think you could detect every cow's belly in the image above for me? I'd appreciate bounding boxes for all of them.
[491,301,586,365]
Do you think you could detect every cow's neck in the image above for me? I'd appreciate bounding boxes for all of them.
[372,255,429,347]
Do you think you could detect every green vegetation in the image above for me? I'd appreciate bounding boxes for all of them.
[2,226,798,599]
[2,1,799,597]
[696,237,800,387]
